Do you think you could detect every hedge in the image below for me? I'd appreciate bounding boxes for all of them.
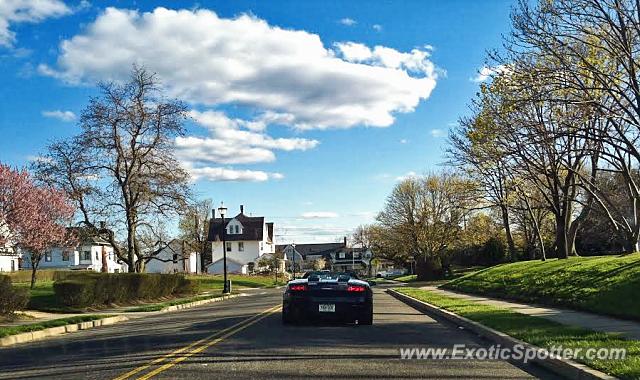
[7,269,61,283]
[53,273,197,308]
[0,275,29,315]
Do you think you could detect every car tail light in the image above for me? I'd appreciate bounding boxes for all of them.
[289,284,307,291]
[347,285,366,292]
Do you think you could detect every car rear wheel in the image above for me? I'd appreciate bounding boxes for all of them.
[358,307,373,325]
[282,308,293,325]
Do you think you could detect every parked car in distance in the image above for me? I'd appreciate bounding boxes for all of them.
[282,271,373,325]
[376,268,407,278]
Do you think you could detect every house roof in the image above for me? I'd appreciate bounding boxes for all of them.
[207,213,267,242]
[67,227,113,247]
[276,242,345,260]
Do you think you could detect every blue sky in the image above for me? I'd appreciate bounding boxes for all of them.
[0,0,514,243]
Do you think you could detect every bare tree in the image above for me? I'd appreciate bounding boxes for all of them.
[508,0,640,252]
[179,199,212,273]
[376,172,476,280]
[33,67,191,272]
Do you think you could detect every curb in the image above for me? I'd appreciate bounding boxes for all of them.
[158,293,241,312]
[0,315,129,348]
[387,289,616,380]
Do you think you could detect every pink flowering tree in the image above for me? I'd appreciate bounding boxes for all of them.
[0,164,75,288]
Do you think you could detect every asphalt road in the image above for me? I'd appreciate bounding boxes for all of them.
[0,285,562,379]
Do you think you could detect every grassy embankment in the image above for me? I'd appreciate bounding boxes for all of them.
[394,265,486,285]
[443,255,640,320]
[395,287,640,379]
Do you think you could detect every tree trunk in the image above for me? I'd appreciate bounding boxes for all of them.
[500,204,517,261]
[555,214,569,259]
[415,255,443,281]
[30,263,38,289]
[101,246,108,273]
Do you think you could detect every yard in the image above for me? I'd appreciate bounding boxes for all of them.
[8,272,285,313]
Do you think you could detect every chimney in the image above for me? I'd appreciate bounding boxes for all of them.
[344,236,347,247]
[211,208,215,219]
[240,205,244,214]
[99,221,106,229]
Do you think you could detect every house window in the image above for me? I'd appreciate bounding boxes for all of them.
[339,252,345,259]
[226,242,232,252]
[82,251,91,261]
[95,251,99,260]
[172,253,178,263]
[62,251,70,261]
[228,226,233,234]
[45,251,52,262]
[354,252,360,258]
[235,225,240,234]
[238,242,244,252]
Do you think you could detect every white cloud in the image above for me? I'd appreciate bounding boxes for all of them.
[177,109,318,164]
[348,211,376,219]
[372,24,382,32]
[0,0,71,47]
[176,110,318,181]
[300,212,339,219]
[396,171,419,181]
[471,64,507,83]
[26,154,52,163]
[187,166,283,182]
[339,17,356,26]
[399,138,408,144]
[39,7,438,130]
[42,109,76,121]
[430,129,446,138]
[275,224,353,244]
[334,42,436,76]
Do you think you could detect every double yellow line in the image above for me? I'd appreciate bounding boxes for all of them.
[113,304,281,380]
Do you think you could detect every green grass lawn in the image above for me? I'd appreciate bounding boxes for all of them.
[0,315,113,338]
[395,288,640,380]
[443,255,640,320]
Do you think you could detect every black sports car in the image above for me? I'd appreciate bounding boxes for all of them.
[282,271,373,325]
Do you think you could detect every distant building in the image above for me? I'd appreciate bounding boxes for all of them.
[0,246,19,273]
[0,224,19,272]
[145,239,200,274]
[206,205,275,275]
[276,238,373,276]
[277,242,345,271]
[21,227,126,273]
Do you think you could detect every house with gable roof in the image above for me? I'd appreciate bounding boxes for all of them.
[206,205,275,274]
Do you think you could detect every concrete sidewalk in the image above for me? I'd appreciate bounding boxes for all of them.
[421,285,640,340]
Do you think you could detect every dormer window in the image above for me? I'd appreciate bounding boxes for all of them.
[226,220,242,235]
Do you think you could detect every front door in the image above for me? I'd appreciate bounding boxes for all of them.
[10,259,15,272]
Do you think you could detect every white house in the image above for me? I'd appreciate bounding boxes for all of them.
[0,224,19,272]
[206,205,275,275]
[0,247,19,273]
[145,239,200,274]
[21,228,126,273]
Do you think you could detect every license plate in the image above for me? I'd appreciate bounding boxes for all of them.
[318,304,335,312]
